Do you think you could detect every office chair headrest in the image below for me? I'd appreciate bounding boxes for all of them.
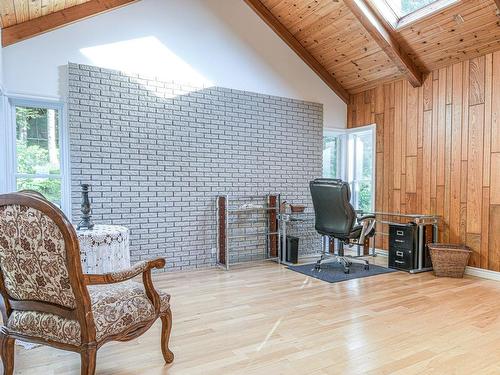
[310,178,351,201]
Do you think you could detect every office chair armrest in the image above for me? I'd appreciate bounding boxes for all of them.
[357,214,375,222]
[356,215,376,244]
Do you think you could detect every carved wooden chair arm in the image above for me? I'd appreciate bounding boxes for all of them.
[84,258,166,285]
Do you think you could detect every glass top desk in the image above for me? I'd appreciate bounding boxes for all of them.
[359,211,440,273]
[280,211,439,273]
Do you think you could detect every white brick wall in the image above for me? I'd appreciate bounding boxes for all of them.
[68,63,323,270]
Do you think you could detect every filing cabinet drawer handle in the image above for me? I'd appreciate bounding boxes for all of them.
[396,251,404,257]
[396,230,404,236]
[395,239,405,243]
[395,260,405,264]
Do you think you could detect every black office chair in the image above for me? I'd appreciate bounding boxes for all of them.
[309,178,376,273]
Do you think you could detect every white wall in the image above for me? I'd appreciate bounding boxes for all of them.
[0,28,3,92]
[2,0,346,127]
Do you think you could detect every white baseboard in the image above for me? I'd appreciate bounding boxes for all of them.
[464,266,500,281]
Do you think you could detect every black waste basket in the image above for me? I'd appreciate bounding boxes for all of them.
[280,235,299,264]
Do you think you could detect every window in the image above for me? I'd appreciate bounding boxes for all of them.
[345,128,375,212]
[387,0,436,17]
[323,130,342,178]
[323,125,376,212]
[370,0,459,29]
[5,99,69,212]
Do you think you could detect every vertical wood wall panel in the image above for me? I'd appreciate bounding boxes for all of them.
[348,53,500,272]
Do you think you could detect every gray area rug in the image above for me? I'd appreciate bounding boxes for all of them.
[288,261,397,283]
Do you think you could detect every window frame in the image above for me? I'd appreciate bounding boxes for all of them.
[369,0,460,30]
[4,96,71,215]
[323,124,376,212]
[346,125,376,212]
[323,128,344,180]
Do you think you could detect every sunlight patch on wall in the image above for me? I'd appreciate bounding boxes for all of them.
[80,36,213,89]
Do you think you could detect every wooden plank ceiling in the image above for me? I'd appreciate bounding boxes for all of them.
[0,0,137,46]
[251,0,500,98]
[0,0,90,28]
[1,0,499,101]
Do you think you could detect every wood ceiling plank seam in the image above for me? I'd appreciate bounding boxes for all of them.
[265,0,314,12]
[397,3,496,42]
[29,0,42,20]
[64,0,78,7]
[336,64,399,80]
[397,0,494,34]
[282,1,343,33]
[300,21,374,50]
[287,8,349,37]
[305,32,376,53]
[265,0,322,29]
[305,38,377,60]
[52,0,66,12]
[324,49,392,72]
[422,41,500,72]
[14,0,30,23]
[41,0,53,16]
[287,4,343,31]
[413,27,500,59]
[332,65,399,83]
[296,14,365,44]
[293,11,351,40]
[0,1,17,28]
[348,75,405,93]
[403,25,500,69]
[344,74,403,91]
[314,42,383,61]
[321,44,384,67]
[400,17,500,51]
[399,14,498,47]
[292,2,352,28]
[266,0,321,17]
[260,0,283,9]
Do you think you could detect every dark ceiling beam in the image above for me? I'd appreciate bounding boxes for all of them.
[2,0,139,47]
[343,0,424,87]
[243,0,350,103]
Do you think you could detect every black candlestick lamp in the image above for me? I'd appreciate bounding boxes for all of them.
[77,184,94,230]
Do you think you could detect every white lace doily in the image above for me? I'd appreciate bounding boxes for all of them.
[76,225,131,274]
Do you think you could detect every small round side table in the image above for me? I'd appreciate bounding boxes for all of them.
[76,224,131,274]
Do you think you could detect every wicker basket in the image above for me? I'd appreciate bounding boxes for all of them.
[428,243,472,278]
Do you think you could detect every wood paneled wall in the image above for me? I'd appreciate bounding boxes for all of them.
[347,52,500,271]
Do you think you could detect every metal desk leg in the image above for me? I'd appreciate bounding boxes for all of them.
[410,223,433,274]
[418,224,424,269]
[281,219,287,264]
[432,224,439,242]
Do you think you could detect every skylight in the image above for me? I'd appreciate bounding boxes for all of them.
[370,0,460,29]
[387,0,437,17]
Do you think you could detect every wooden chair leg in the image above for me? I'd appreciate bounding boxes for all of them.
[80,347,97,375]
[0,333,15,375]
[160,309,174,363]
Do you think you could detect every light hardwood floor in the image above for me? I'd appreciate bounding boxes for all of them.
[4,256,500,374]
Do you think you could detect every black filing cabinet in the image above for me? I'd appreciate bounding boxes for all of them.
[388,223,418,271]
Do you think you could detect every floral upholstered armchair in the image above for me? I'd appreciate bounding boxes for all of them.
[0,192,174,375]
